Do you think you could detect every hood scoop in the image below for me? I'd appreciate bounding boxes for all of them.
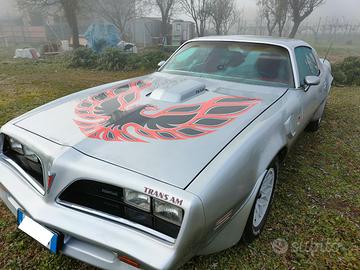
[150,79,206,102]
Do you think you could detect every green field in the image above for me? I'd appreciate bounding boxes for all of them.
[0,58,359,269]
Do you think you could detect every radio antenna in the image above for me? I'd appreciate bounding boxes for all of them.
[323,41,334,63]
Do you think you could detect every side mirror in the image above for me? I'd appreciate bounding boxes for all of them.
[305,76,320,86]
[158,60,166,68]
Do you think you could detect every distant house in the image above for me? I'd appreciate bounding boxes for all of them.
[0,0,47,45]
[129,17,163,47]
[0,0,92,45]
[171,20,195,46]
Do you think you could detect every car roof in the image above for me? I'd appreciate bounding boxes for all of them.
[191,35,311,50]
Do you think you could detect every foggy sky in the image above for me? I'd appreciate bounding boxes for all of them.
[236,0,360,22]
[1,0,359,23]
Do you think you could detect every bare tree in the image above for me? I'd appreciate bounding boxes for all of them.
[18,0,81,48]
[257,0,288,36]
[235,8,246,34]
[277,0,289,36]
[180,0,211,37]
[153,0,176,45]
[288,0,325,38]
[258,0,276,36]
[209,0,237,35]
[222,7,238,35]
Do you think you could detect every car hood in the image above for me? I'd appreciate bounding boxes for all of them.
[14,72,287,188]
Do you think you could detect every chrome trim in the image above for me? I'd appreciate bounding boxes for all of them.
[56,199,176,244]
[214,209,233,230]
[0,153,45,195]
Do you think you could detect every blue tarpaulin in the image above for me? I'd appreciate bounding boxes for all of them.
[84,22,121,53]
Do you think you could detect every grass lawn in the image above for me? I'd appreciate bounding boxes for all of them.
[0,59,359,270]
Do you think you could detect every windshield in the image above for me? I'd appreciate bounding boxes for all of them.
[161,41,294,88]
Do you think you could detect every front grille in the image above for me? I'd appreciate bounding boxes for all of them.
[58,180,181,239]
[2,135,44,188]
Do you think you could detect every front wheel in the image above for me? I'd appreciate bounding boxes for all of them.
[243,160,278,243]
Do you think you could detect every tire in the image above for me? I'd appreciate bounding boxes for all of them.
[305,117,322,132]
[242,159,278,243]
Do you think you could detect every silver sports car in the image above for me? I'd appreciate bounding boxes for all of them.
[0,36,332,270]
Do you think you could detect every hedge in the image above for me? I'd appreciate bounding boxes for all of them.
[69,48,169,72]
[333,57,360,86]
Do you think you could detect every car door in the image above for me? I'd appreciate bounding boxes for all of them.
[295,46,324,126]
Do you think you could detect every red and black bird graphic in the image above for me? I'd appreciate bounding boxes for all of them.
[74,80,261,142]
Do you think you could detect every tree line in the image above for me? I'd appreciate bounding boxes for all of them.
[257,0,325,38]
[17,0,326,48]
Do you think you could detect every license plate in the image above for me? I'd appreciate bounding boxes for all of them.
[17,209,60,254]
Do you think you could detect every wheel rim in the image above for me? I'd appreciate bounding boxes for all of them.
[318,117,322,125]
[253,168,275,228]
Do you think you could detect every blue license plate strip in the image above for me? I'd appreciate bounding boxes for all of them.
[17,209,59,254]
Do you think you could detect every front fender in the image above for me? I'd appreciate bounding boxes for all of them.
[187,97,290,254]
[196,170,266,254]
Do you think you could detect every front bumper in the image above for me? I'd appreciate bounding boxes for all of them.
[0,128,205,270]
[1,184,137,270]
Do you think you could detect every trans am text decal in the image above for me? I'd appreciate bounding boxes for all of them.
[144,187,183,206]
[74,80,261,142]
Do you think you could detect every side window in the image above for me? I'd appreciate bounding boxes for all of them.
[295,46,320,86]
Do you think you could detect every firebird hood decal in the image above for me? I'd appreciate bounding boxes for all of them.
[74,80,261,142]
[14,73,287,188]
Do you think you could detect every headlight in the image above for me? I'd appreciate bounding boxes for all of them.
[9,138,24,154]
[124,189,151,212]
[23,145,40,163]
[9,138,39,163]
[154,199,183,226]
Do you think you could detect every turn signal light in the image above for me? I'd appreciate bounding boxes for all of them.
[118,255,140,268]
[47,174,56,191]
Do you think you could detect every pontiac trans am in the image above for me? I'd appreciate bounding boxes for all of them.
[0,36,333,269]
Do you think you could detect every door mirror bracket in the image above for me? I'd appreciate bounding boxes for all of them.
[157,60,166,68]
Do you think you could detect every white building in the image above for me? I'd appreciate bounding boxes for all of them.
[171,20,195,46]
[129,17,163,47]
